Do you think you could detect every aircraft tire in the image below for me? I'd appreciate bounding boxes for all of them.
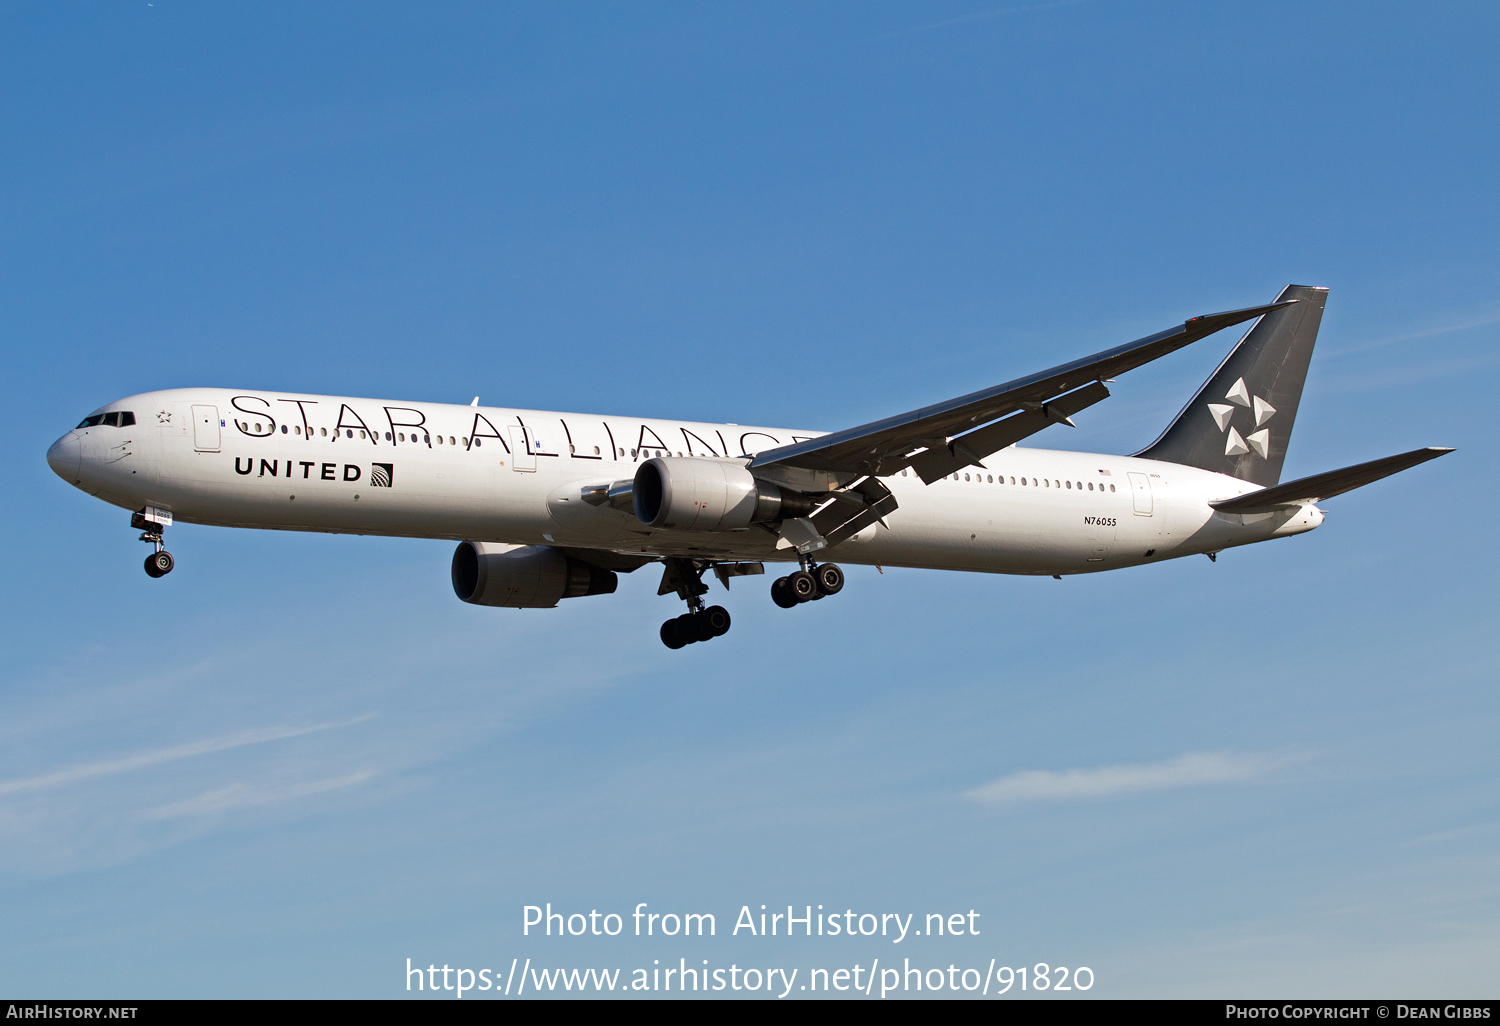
[771,577,799,609]
[145,551,174,578]
[787,570,818,603]
[660,619,688,649]
[815,563,844,596]
[703,605,731,637]
[677,612,707,644]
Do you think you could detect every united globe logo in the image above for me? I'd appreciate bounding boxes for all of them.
[370,463,393,487]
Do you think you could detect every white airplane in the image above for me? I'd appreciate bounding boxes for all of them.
[47,285,1450,648]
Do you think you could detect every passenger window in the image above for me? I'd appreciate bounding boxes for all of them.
[320,428,327,436]
[449,436,456,446]
[964,473,970,481]
[593,446,600,455]
[474,438,482,447]
[618,448,625,457]
[462,437,469,446]
[1044,479,1049,487]
[1065,480,1071,489]
[102,412,120,426]
[1021,477,1027,485]
[987,475,992,483]
[385,432,392,441]
[1109,484,1115,492]
[294,426,301,435]
[398,433,405,441]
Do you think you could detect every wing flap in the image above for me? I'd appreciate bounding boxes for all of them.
[1209,447,1454,514]
[907,380,1111,483]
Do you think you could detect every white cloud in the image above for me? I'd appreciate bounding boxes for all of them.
[964,751,1284,805]
[0,715,374,797]
[141,771,377,820]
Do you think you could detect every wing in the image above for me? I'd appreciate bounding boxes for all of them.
[748,299,1294,485]
[1209,447,1454,514]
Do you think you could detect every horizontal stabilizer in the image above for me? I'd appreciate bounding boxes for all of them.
[1209,446,1453,514]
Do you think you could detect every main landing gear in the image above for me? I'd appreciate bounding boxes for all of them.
[770,560,843,608]
[132,511,174,579]
[657,558,732,649]
[660,605,732,650]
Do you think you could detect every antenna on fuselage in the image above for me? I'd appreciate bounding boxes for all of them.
[471,397,479,407]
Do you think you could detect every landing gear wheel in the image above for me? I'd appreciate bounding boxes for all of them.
[144,551,174,578]
[771,576,799,609]
[660,619,687,649]
[703,605,731,637]
[675,611,707,644]
[815,563,844,596]
[787,570,818,603]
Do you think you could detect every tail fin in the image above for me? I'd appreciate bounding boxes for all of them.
[1136,284,1328,487]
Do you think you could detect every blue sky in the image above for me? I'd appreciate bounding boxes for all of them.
[2,1,1496,999]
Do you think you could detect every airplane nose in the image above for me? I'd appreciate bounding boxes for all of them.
[47,432,81,482]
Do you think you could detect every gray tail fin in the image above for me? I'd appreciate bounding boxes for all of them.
[1136,284,1328,487]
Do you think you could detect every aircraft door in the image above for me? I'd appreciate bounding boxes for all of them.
[1127,472,1153,515]
[1091,518,1116,561]
[508,425,535,472]
[192,405,221,451]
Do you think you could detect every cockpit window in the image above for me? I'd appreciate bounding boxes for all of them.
[78,412,135,428]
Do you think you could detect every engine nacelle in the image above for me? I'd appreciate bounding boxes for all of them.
[632,457,818,531]
[451,542,617,608]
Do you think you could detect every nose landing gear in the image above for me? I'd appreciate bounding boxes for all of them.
[132,510,175,578]
[771,560,844,607]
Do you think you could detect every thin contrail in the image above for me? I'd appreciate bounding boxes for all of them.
[0,714,375,797]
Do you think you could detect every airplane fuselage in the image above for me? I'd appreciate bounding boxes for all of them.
[48,387,1323,578]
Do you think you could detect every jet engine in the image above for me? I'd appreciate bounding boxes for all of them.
[451,542,617,608]
[631,457,819,531]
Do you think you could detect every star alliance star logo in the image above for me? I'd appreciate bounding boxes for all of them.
[157,410,172,423]
[1207,377,1275,458]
